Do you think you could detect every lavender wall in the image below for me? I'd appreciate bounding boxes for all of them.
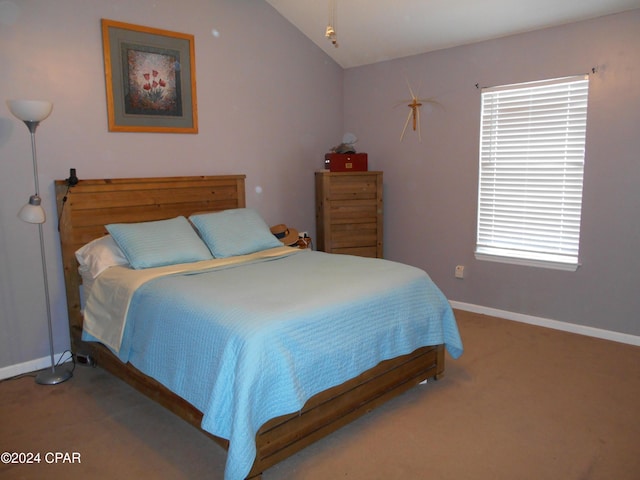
[2,3,637,375]
[344,10,640,336]
[0,0,343,372]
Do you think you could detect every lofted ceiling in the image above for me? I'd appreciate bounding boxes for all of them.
[265,0,640,68]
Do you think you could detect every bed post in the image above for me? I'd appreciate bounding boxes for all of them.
[55,180,84,350]
[434,343,446,380]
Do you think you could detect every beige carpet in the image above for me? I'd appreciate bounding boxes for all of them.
[1,310,639,480]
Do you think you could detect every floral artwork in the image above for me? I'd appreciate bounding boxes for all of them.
[102,19,197,133]
[123,48,182,116]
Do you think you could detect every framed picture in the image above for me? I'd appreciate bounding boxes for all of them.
[101,19,198,133]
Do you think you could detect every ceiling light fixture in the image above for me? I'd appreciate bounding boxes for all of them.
[325,0,338,48]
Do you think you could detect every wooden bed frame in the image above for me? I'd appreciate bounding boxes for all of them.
[55,175,445,479]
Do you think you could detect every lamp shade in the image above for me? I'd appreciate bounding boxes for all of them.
[7,100,53,122]
[18,195,46,224]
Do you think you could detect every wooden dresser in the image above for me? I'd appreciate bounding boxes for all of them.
[315,171,383,258]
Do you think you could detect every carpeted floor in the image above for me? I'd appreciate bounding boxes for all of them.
[1,310,639,479]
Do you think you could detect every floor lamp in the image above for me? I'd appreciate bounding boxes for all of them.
[7,99,72,385]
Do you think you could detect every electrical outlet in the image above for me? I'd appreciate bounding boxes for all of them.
[76,353,96,367]
[455,265,465,279]
[299,231,309,238]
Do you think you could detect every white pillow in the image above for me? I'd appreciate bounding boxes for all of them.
[75,235,129,279]
[189,208,282,258]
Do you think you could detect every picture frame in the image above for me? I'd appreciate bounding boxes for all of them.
[101,19,198,133]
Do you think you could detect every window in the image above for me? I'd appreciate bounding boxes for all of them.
[476,75,589,271]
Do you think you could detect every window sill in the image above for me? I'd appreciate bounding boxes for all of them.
[474,249,580,272]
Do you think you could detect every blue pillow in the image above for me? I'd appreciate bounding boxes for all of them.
[106,216,213,269]
[189,208,282,258]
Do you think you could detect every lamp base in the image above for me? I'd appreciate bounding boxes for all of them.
[35,367,73,385]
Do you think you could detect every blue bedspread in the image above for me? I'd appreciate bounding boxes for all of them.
[104,250,463,480]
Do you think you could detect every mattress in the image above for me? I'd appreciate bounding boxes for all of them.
[82,248,463,480]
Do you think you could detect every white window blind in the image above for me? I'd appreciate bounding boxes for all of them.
[476,75,589,271]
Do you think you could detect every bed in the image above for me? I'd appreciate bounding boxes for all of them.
[55,175,463,480]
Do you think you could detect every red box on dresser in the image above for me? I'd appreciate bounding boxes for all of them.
[324,153,368,172]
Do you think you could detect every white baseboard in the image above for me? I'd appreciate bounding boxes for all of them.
[4,305,637,379]
[450,301,640,347]
[0,352,73,381]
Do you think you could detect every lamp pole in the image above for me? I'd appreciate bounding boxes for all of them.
[8,99,72,385]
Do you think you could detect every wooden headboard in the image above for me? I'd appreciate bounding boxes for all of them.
[55,175,246,347]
